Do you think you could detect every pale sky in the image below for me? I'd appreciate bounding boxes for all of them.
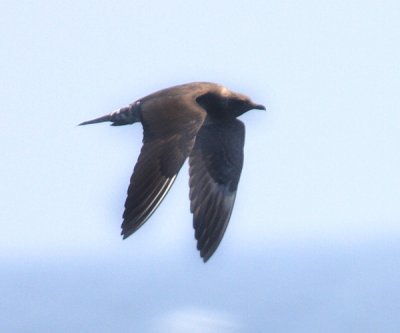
[1,1,399,332]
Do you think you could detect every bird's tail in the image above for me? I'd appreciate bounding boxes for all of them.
[79,102,141,126]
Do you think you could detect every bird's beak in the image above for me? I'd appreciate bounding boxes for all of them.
[252,103,266,111]
[78,114,112,126]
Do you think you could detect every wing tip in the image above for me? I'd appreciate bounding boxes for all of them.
[120,222,137,240]
[121,230,129,240]
[201,253,212,263]
[199,244,219,263]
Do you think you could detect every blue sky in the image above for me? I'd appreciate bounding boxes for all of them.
[1,0,400,332]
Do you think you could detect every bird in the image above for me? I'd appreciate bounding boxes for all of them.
[79,82,265,262]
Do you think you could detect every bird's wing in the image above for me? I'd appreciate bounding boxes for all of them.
[189,119,245,261]
[121,99,206,239]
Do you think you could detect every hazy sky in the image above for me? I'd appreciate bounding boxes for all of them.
[1,1,399,332]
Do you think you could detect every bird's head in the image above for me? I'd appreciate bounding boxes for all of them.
[225,93,266,117]
[196,86,265,119]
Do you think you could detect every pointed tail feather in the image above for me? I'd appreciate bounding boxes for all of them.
[78,102,141,126]
[78,114,113,126]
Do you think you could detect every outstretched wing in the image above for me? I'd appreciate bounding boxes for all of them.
[189,119,245,261]
[121,101,206,239]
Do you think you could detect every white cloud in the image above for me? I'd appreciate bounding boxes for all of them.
[155,307,241,333]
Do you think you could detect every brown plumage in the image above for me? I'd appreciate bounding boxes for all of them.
[79,82,265,262]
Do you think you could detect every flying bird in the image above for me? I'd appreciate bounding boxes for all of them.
[79,82,265,261]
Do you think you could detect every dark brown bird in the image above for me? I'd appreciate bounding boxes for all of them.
[80,82,265,261]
